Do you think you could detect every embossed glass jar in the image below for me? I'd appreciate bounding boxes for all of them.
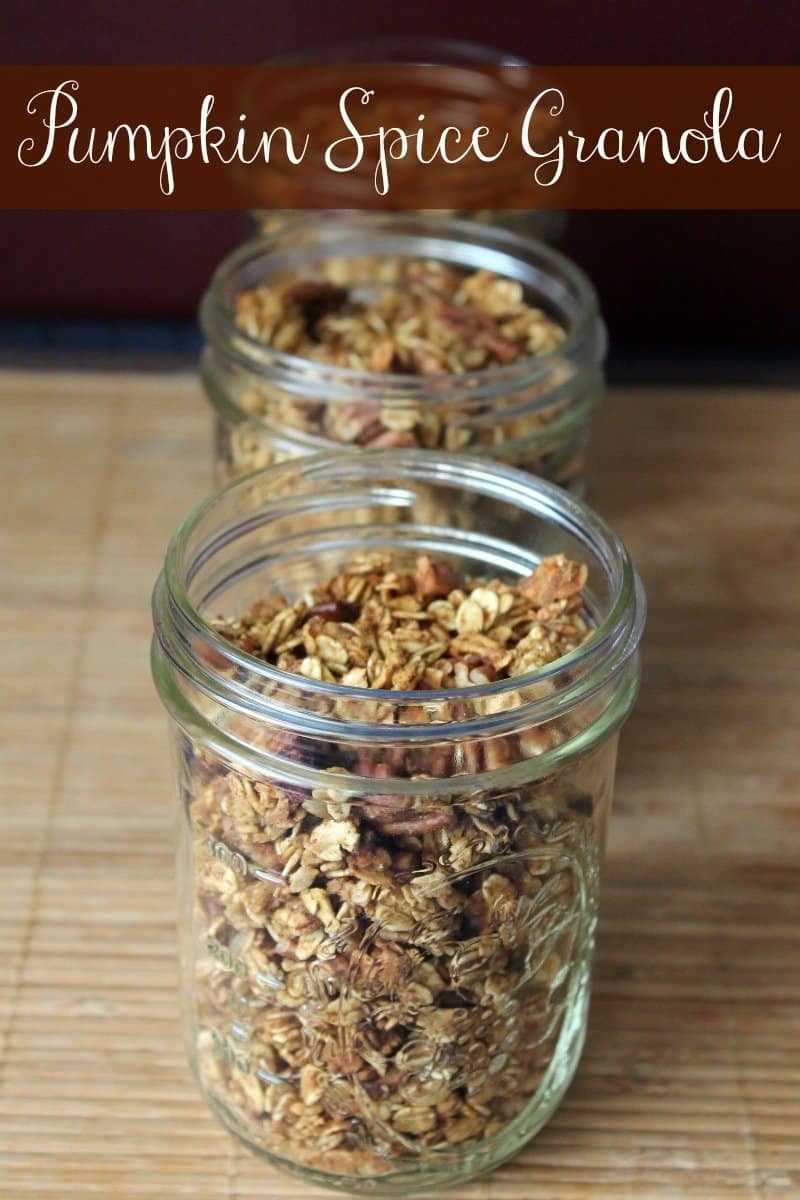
[200,215,606,493]
[151,451,644,1195]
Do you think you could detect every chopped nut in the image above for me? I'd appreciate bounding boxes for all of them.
[306,599,361,623]
[519,555,589,607]
[415,554,456,601]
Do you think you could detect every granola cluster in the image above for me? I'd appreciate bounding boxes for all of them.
[216,258,585,487]
[235,260,566,374]
[188,553,599,1180]
[214,551,589,693]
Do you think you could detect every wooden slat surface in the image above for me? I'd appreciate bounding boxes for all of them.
[0,368,798,1199]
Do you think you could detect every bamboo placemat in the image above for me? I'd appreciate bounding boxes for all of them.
[0,368,797,1199]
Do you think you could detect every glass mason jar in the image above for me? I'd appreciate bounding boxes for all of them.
[201,216,605,493]
[151,451,644,1196]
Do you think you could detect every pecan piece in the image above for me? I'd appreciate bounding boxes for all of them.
[519,555,589,607]
[305,599,361,623]
[415,554,456,601]
[436,300,494,334]
[476,329,519,364]
[356,417,388,445]
[364,793,414,822]
[410,347,448,375]
[362,429,419,450]
[372,808,454,836]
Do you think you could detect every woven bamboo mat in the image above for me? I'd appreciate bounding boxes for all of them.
[0,368,798,1199]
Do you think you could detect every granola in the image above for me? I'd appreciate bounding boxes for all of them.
[187,553,601,1182]
[234,261,566,373]
[214,257,589,488]
[214,551,589,692]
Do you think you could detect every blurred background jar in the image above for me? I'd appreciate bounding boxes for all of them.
[200,214,606,493]
[248,38,566,244]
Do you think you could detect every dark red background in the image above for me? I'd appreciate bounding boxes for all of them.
[2,0,799,355]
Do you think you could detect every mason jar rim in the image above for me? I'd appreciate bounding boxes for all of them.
[199,214,605,408]
[152,451,645,774]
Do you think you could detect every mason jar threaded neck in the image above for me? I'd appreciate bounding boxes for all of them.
[199,214,606,413]
[152,451,644,789]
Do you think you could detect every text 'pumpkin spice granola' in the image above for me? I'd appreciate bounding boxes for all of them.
[188,552,603,1180]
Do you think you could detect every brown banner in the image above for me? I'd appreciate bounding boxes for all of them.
[0,66,796,208]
